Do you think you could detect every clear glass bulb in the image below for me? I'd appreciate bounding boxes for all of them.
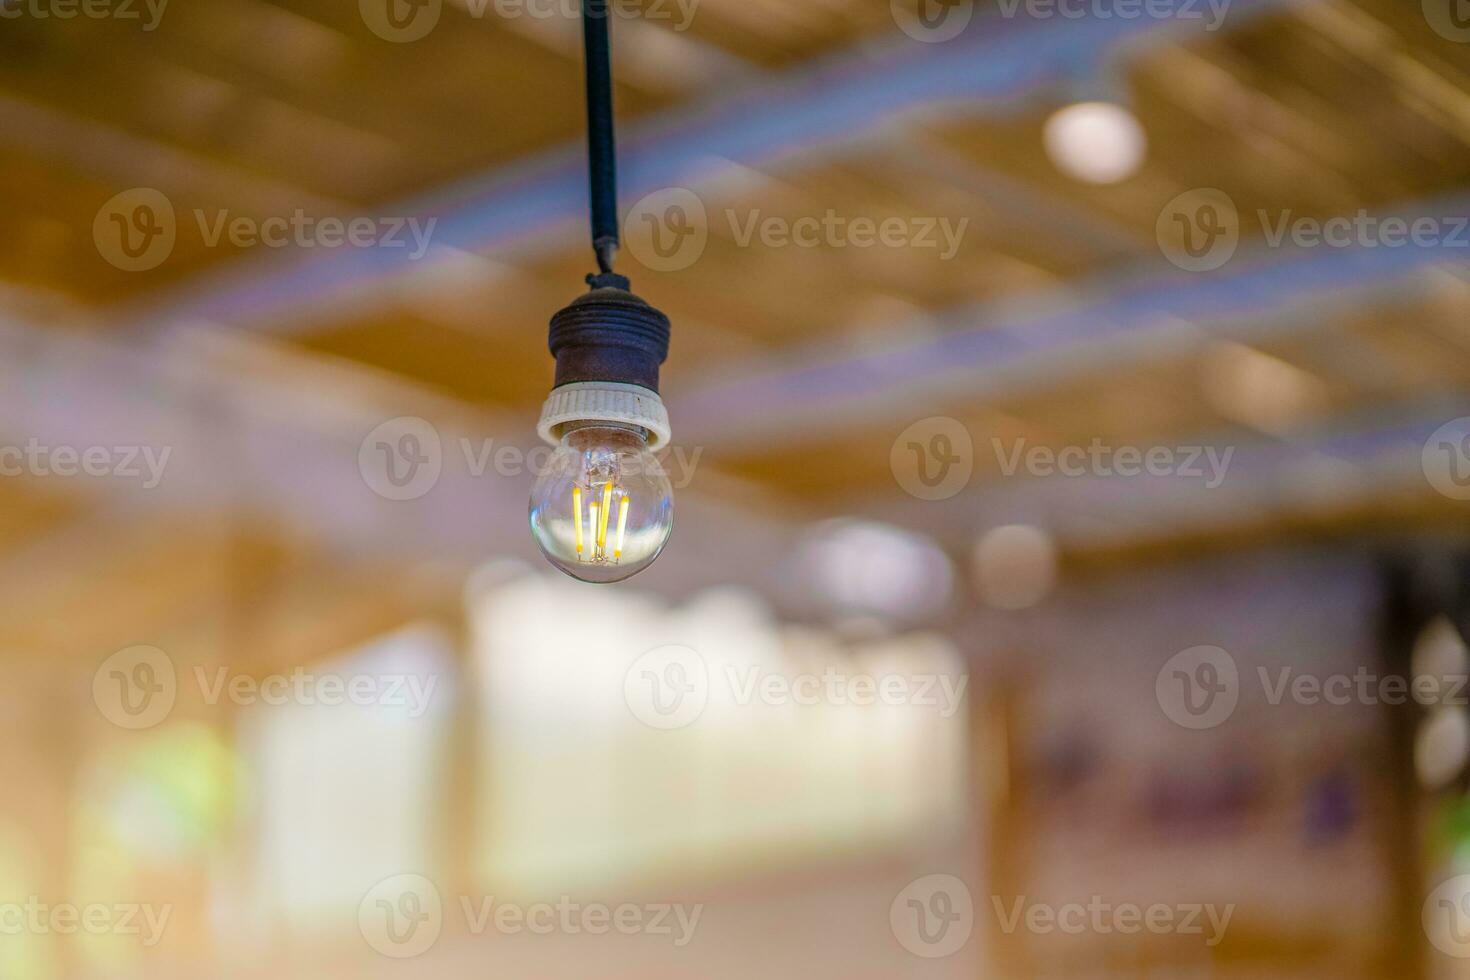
[529,423,673,583]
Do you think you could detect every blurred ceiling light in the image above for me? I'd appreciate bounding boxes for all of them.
[973,524,1057,610]
[1043,102,1147,185]
[799,519,952,621]
[1415,615,1470,689]
[1416,706,1470,790]
[1200,341,1329,436]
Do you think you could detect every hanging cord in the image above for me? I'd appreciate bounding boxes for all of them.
[582,0,619,276]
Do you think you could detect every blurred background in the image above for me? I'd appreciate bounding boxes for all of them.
[1,0,1469,976]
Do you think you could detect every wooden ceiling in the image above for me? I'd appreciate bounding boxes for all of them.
[0,0,1467,586]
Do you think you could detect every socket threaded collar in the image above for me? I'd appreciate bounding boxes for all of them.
[537,381,671,450]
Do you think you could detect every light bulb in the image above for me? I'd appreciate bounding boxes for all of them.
[534,277,673,583]
[529,423,673,583]
[1043,101,1146,184]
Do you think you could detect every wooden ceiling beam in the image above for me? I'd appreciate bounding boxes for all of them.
[110,0,1288,337]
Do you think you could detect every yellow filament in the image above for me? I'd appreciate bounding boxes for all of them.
[598,480,613,552]
[614,495,630,558]
[589,501,600,558]
[572,487,584,557]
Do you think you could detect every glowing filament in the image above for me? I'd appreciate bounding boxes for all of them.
[575,482,630,563]
[598,480,613,553]
[614,494,629,559]
[572,487,584,556]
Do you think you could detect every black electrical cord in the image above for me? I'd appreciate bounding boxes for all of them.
[582,0,619,276]
[545,0,668,397]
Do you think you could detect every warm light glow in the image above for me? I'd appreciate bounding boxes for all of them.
[1416,706,1470,790]
[529,424,674,583]
[599,480,614,553]
[1415,616,1469,683]
[575,482,635,564]
[615,494,630,558]
[1043,101,1147,184]
[572,487,585,556]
